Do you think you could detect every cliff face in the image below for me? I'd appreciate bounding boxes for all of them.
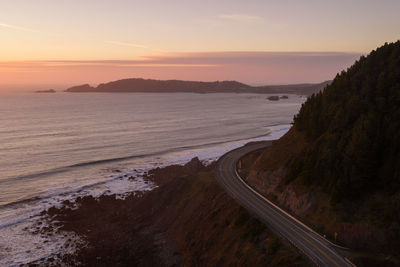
[245,128,317,216]
[244,41,400,265]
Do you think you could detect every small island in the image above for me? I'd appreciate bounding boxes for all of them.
[35,89,56,93]
[267,95,280,101]
[267,95,289,101]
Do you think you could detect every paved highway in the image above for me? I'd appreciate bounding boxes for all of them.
[215,141,353,267]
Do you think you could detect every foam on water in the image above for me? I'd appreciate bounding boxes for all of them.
[160,124,291,166]
[0,170,156,266]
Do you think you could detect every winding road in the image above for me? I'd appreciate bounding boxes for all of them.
[215,141,353,267]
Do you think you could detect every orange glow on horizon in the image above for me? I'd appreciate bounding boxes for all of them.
[0,51,361,91]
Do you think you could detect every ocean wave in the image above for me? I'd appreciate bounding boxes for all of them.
[0,130,275,187]
[0,124,290,214]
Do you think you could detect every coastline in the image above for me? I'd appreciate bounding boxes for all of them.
[0,124,294,265]
[35,156,307,266]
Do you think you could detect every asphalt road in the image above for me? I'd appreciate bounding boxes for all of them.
[215,141,353,267]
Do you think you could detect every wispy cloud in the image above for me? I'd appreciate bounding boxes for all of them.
[218,13,264,23]
[2,52,360,67]
[0,22,38,33]
[1,59,217,69]
[105,41,164,52]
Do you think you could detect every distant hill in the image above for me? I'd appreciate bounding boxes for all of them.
[65,78,330,96]
[245,41,400,264]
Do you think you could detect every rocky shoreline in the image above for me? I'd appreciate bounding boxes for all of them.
[31,156,307,266]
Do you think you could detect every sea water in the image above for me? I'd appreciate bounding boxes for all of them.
[0,92,305,265]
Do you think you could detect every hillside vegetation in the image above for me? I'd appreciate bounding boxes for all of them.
[245,41,400,265]
[290,41,400,204]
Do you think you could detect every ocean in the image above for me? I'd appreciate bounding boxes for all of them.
[0,92,305,265]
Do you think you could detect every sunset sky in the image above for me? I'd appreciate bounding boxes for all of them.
[1,0,399,91]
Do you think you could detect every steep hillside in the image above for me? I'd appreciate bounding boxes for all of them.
[290,41,400,201]
[245,41,400,265]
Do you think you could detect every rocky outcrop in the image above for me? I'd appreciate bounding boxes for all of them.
[267,96,280,101]
[35,89,56,93]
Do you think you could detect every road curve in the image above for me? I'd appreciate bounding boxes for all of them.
[215,141,353,267]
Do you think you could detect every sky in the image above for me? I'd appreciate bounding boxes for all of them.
[1,0,399,90]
